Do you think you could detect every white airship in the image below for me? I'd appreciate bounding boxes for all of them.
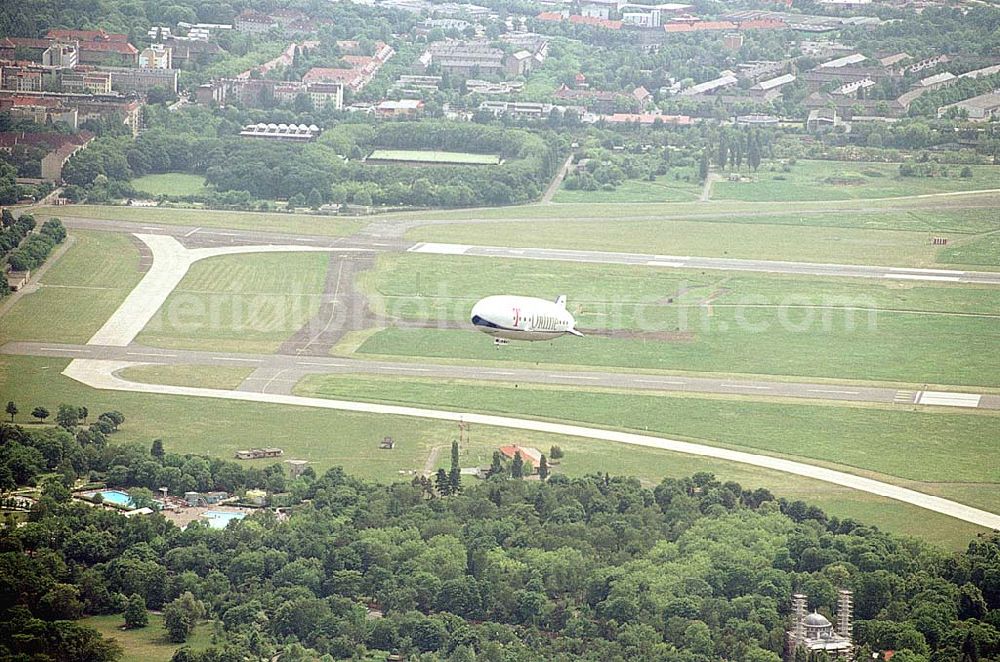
[470,294,583,346]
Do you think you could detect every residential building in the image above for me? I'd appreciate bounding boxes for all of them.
[163,37,224,67]
[42,42,78,68]
[498,444,542,469]
[45,29,138,66]
[959,64,1000,79]
[902,54,949,75]
[102,66,178,94]
[0,95,78,128]
[819,53,866,69]
[376,99,424,117]
[0,130,95,182]
[61,70,112,95]
[234,10,276,34]
[750,73,795,98]
[139,44,172,69]
[938,92,1000,121]
[480,100,560,119]
[679,74,738,96]
[597,112,692,125]
[580,0,621,20]
[913,71,955,90]
[723,33,744,50]
[307,82,343,109]
[0,65,44,92]
[553,84,619,112]
[833,78,875,96]
[423,41,505,76]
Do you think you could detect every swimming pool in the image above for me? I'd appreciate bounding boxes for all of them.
[203,511,246,529]
[86,490,133,507]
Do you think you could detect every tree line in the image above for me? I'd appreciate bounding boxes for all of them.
[2,429,1000,661]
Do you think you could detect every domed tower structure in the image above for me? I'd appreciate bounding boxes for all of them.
[786,591,853,660]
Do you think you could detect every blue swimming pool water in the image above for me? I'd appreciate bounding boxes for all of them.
[92,490,132,507]
[203,511,246,529]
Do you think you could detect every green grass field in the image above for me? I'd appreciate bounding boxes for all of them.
[131,173,210,197]
[118,365,254,389]
[553,175,702,204]
[34,205,364,238]
[712,160,1000,202]
[939,233,1000,267]
[361,254,1000,386]
[0,231,143,346]
[137,252,329,354]
[81,614,214,662]
[367,149,500,165]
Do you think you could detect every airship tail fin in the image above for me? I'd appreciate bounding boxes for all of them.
[554,294,567,308]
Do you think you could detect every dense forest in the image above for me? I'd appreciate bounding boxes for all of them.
[2,425,1000,661]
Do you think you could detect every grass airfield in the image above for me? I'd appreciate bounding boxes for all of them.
[5,167,1000,549]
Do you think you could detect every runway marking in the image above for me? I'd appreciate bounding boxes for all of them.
[484,371,516,376]
[635,379,686,385]
[380,366,431,372]
[301,261,345,351]
[885,274,962,282]
[549,374,600,380]
[214,357,259,363]
[127,352,177,358]
[200,231,240,237]
[297,361,348,367]
[141,226,160,230]
[40,347,86,352]
[721,384,771,390]
[888,267,965,275]
[183,227,201,237]
[407,242,472,255]
[806,388,860,395]
[916,391,982,408]
[894,390,917,404]
[646,261,685,268]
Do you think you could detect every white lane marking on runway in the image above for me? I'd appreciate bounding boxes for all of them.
[635,379,686,385]
[127,352,177,358]
[646,261,684,268]
[484,371,516,376]
[297,361,348,367]
[916,391,982,408]
[214,357,259,362]
[408,242,472,255]
[888,267,965,275]
[885,274,962,282]
[721,384,772,390]
[381,366,431,372]
[142,226,160,230]
[40,347,86,352]
[200,231,240,236]
[549,374,600,380]
[183,227,201,237]
[806,388,861,395]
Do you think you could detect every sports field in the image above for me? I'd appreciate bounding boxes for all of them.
[366,149,501,165]
[131,173,210,197]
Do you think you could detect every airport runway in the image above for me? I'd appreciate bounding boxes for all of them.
[5,341,997,410]
[56,216,1000,285]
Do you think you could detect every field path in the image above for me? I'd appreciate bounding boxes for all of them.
[0,234,76,318]
[540,154,576,204]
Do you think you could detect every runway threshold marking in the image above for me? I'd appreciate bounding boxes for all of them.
[183,227,201,237]
[916,391,982,408]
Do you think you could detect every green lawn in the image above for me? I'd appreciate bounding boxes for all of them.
[939,233,1000,267]
[131,173,210,197]
[361,254,1000,386]
[118,365,254,390]
[367,149,500,165]
[137,252,330,354]
[408,217,950,266]
[294,375,999,496]
[552,175,702,204]
[0,231,143,345]
[712,160,1000,202]
[81,614,213,662]
[34,205,365,238]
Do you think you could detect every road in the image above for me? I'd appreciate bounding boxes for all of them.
[58,357,1000,531]
[55,216,1000,285]
[5,341,996,410]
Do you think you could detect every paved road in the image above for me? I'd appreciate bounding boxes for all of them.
[54,216,1000,285]
[59,357,1000,530]
[6,341,996,410]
